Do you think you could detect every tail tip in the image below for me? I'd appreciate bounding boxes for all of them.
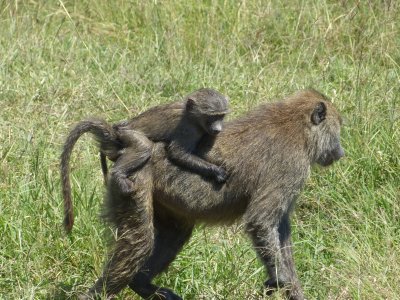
[64,216,74,233]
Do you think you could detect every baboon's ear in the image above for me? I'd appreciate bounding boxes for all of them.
[311,102,327,125]
[186,98,196,111]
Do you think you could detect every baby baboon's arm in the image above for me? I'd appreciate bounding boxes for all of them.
[166,140,227,183]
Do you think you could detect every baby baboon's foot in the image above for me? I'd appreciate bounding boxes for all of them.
[116,176,134,194]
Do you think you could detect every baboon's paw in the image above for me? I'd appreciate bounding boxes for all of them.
[153,287,182,300]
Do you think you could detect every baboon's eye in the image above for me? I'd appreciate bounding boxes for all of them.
[207,115,225,124]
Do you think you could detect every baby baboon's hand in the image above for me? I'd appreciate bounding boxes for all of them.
[213,166,228,183]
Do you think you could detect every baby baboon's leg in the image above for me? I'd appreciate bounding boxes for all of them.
[109,149,151,195]
[109,129,153,194]
[129,207,194,300]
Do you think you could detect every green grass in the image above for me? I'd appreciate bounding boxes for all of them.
[0,1,399,299]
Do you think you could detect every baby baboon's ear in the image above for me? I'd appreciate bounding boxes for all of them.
[311,102,327,125]
[186,98,196,111]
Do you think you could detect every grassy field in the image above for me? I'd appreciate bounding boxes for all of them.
[0,1,399,299]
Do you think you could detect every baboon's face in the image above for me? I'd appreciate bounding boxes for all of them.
[186,95,228,136]
[311,101,345,166]
[201,114,226,136]
[316,135,345,166]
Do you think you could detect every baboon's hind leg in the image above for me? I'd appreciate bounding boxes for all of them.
[129,206,194,300]
[84,168,155,299]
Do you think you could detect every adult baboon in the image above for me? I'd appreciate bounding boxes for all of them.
[61,88,229,233]
[79,89,344,300]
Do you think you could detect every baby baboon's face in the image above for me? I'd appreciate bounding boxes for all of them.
[202,114,226,136]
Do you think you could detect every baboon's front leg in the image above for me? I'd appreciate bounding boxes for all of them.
[246,210,304,300]
[276,214,304,299]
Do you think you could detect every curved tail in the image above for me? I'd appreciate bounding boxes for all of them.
[60,118,119,233]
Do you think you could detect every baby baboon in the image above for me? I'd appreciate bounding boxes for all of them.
[60,88,229,232]
[77,89,344,300]
[107,88,229,194]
